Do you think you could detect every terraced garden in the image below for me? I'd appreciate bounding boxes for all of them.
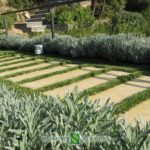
[0,51,150,127]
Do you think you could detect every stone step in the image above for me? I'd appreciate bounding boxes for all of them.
[26,22,43,27]
[31,26,47,32]
[14,23,31,32]
[90,76,150,105]
[31,14,46,19]
[44,71,129,97]
[27,18,44,22]
[21,67,100,90]
[123,99,150,126]
[36,9,49,14]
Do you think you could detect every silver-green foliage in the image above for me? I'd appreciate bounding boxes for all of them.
[0,85,150,150]
[0,33,150,64]
[0,34,27,50]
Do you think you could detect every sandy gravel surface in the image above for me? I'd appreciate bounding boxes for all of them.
[44,71,128,97]
[90,76,150,104]
[22,67,100,89]
[123,99,150,126]
[8,64,77,82]
[0,59,43,70]
[0,63,55,77]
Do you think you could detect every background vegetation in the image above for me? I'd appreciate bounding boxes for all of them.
[0,0,150,36]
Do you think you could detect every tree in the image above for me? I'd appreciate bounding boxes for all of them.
[126,0,150,12]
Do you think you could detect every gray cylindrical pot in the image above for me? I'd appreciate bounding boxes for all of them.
[34,45,43,55]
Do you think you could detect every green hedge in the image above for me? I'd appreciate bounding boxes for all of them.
[0,33,150,64]
[111,11,150,36]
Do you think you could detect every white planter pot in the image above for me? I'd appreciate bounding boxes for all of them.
[34,45,43,55]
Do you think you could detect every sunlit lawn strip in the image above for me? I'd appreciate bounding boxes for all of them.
[79,72,142,98]
[114,89,150,114]
[36,68,111,92]
[0,60,45,73]
[17,65,86,84]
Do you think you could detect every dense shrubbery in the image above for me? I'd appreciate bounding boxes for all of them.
[0,34,27,49]
[111,11,149,35]
[126,0,150,12]
[95,0,127,18]
[7,0,44,9]
[0,33,150,64]
[0,85,150,149]
[45,6,95,29]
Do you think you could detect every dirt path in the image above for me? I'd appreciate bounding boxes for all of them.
[90,76,150,104]
[22,67,100,89]
[44,71,128,97]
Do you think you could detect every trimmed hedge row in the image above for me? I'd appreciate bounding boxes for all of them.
[0,33,150,64]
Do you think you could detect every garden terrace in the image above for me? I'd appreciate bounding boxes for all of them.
[0,50,149,127]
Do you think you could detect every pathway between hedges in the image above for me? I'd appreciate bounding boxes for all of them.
[0,53,150,125]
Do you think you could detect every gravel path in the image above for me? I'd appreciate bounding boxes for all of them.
[90,76,150,104]
[22,67,100,89]
[44,71,128,97]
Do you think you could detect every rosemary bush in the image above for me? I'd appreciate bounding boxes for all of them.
[0,85,150,150]
[0,33,150,64]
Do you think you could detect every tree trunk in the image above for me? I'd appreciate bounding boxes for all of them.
[91,0,97,16]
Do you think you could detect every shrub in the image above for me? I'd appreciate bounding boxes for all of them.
[0,85,150,149]
[7,0,37,9]
[0,14,16,29]
[0,34,27,50]
[45,6,95,29]
[95,0,127,18]
[111,11,149,35]
[126,0,150,12]
[71,34,150,64]
[1,33,150,64]
[93,22,111,34]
